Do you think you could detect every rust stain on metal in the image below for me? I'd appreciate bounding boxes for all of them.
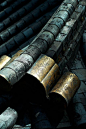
[0,55,11,70]
[50,72,80,107]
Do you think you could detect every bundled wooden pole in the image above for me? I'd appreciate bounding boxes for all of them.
[0,7,57,57]
[0,0,80,92]
[0,0,15,12]
[0,0,29,22]
[0,0,46,32]
[0,0,62,45]
[0,107,18,129]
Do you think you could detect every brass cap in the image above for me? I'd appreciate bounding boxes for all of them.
[49,72,81,107]
[26,54,60,102]
[0,55,11,70]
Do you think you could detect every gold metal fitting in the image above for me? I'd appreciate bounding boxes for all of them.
[4,50,23,67]
[0,55,11,70]
[27,54,60,96]
[49,72,80,107]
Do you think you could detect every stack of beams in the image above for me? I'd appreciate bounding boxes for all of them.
[0,0,86,128]
[0,0,85,91]
[0,0,80,88]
